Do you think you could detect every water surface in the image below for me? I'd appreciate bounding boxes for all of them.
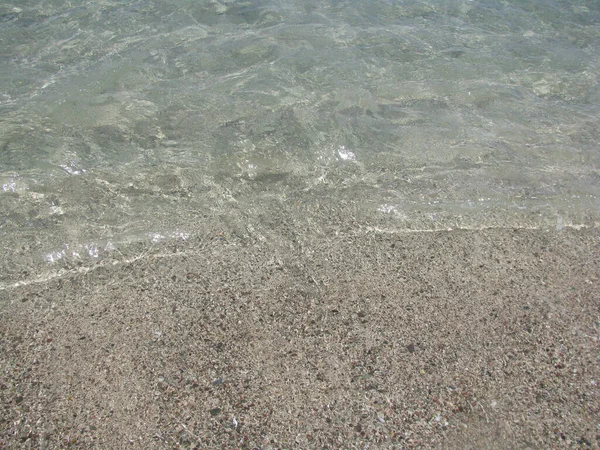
[1,0,599,286]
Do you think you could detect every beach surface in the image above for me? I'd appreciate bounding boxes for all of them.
[1,226,599,448]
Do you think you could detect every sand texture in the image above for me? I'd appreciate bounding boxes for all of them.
[1,227,599,449]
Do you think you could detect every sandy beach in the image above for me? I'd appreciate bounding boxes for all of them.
[1,226,598,448]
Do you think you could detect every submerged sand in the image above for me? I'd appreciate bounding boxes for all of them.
[1,227,599,448]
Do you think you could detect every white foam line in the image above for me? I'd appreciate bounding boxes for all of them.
[1,223,596,292]
[359,225,542,234]
[0,251,189,293]
[360,223,596,235]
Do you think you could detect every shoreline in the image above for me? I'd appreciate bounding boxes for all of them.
[1,227,599,448]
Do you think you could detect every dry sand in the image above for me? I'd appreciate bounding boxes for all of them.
[1,227,599,449]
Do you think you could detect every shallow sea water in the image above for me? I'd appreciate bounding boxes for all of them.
[0,0,599,287]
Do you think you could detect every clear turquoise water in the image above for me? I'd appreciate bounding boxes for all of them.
[1,0,599,286]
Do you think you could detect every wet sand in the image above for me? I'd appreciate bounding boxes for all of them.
[1,227,599,448]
